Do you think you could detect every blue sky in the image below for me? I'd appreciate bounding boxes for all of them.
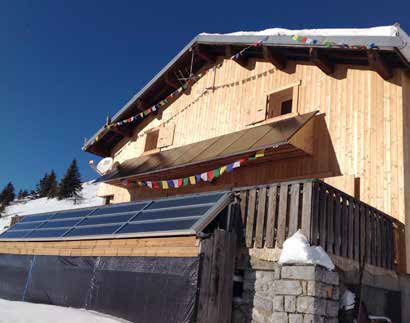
[0,0,409,192]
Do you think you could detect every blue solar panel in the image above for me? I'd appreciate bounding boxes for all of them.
[0,230,31,238]
[118,219,197,235]
[52,209,96,220]
[26,228,68,238]
[9,221,45,231]
[65,225,121,237]
[40,219,82,229]
[20,213,55,223]
[91,203,148,217]
[78,214,134,226]
[0,192,231,240]
[134,205,210,222]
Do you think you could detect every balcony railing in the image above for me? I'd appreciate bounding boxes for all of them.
[234,179,406,271]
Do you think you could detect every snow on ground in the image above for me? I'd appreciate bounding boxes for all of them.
[201,25,399,37]
[0,181,104,232]
[278,230,335,270]
[0,298,131,323]
[4,181,104,216]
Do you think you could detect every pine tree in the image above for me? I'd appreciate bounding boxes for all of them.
[21,190,29,198]
[36,173,49,197]
[0,182,15,212]
[46,170,58,199]
[58,159,82,200]
[17,190,23,200]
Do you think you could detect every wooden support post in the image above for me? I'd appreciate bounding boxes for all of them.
[367,50,393,81]
[263,46,287,70]
[309,48,335,76]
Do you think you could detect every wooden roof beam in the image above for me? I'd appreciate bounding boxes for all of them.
[367,50,393,81]
[109,127,133,138]
[194,46,217,64]
[309,48,335,76]
[164,73,179,90]
[263,47,287,70]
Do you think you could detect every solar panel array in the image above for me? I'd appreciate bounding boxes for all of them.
[0,192,230,240]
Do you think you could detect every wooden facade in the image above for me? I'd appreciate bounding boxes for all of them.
[93,55,410,271]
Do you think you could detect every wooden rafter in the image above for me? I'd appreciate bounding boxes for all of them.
[109,126,133,138]
[263,47,287,70]
[367,50,393,81]
[309,48,335,76]
[195,46,217,64]
[164,73,179,89]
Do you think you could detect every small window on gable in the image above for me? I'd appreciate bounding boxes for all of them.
[267,87,296,119]
[144,129,159,152]
[104,195,114,205]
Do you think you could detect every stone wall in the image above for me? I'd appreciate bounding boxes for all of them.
[233,262,339,323]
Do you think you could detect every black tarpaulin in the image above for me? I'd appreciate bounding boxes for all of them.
[0,254,199,323]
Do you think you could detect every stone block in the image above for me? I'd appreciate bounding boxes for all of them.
[254,295,273,315]
[325,300,339,317]
[315,267,339,286]
[297,297,326,315]
[273,296,284,312]
[288,313,303,323]
[274,280,302,295]
[252,307,268,323]
[282,266,316,281]
[307,281,333,299]
[270,312,288,323]
[303,314,324,323]
[284,296,296,312]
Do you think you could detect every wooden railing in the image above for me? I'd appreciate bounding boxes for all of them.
[234,179,406,271]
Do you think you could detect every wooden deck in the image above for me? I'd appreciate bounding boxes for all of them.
[235,179,406,271]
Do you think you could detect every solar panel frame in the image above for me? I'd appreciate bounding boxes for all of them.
[0,191,233,241]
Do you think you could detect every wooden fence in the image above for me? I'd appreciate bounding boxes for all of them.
[234,179,406,271]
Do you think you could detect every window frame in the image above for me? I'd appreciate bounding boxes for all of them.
[265,80,301,123]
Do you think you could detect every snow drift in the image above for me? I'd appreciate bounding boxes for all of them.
[0,298,131,323]
[278,230,335,270]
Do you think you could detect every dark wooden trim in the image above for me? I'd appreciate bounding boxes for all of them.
[309,48,335,76]
[263,46,287,70]
[367,50,393,81]
[195,46,217,64]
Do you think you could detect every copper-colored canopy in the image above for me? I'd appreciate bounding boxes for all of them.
[98,111,317,183]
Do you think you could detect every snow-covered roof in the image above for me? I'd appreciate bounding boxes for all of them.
[83,24,410,155]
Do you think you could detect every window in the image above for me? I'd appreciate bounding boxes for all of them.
[144,129,159,152]
[267,87,295,119]
[104,195,114,205]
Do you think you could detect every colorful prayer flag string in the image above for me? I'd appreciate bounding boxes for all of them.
[291,34,378,50]
[231,36,269,60]
[121,150,265,189]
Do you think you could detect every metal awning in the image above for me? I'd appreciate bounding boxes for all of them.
[98,111,317,184]
[0,192,233,242]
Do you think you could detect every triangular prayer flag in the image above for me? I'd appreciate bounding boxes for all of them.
[162,181,169,189]
[220,165,227,175]
[255,150,265,158]
[207,171,214,181]
[189,176,196,185]
[183,178,189,186]
[201,172,208,182]
[233,161,241,168]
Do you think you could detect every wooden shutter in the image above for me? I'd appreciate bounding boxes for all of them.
[245,96,268,125]
[157,124,175,148]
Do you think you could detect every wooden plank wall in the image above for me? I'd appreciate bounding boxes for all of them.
[197,229,236,323]
[0,236,199,257]
[101,58,405,226]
